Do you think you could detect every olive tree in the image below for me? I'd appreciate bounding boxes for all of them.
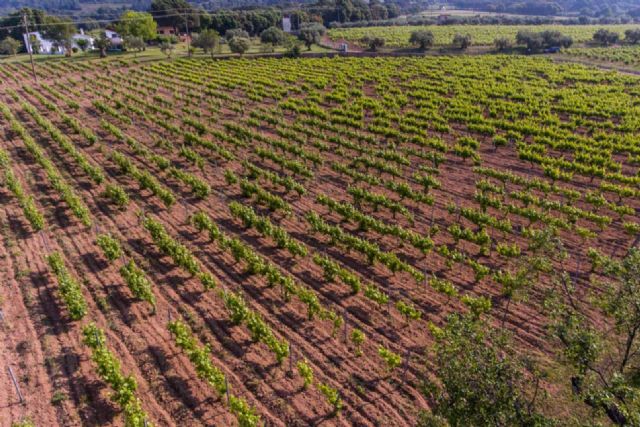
[225,28,249,41]
[0,37,21,56]
[494,37,511,51]
[298,23,326,50]
[549,248,640,426]
[593,28,620,46]
[361,36,385,52]
[124,36,145,55]
[159,41,175,58]
[192,29,220,58]
[228,36,250,55]
[452,33,472,50]
[624,29,640,44]
[93,34,111,58]
[409,30,434,51]
[260,26,286,46]
[423,313,552,426]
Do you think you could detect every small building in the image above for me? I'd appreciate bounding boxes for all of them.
[157,26,176,36]
[72,29,94,50]
[23,31,61,55]
[22,29,121,54]
[157,26,190,42]
[104,29,123,50]
[282,17,292,33]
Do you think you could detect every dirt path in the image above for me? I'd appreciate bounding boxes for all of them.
[550,54,640,76]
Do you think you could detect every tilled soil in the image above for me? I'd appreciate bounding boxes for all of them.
[0,56,637,426]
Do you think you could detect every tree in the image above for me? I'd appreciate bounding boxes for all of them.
[192,29,220,58]
[75,38,90,52]
[42,16,76,57]
[558,35,574,48]
[28,34,41,54]
[0,8,47,42]
[549,248,640,426]
[93,34,111,58]
[298,23,326,50]
[361,35,385,51]
[593,28,620,46]
[0,37,21,56]
[160,41,174,58]
[425,314,551,426]
[494,37,511,51]
[409,30,434,51]
[260,26,286,46]
[625,29,640,44]
[225,28,249,40]
[516,30,572,52]
[452,33,472,50]
[124,36,145,56]
[517,30,543,51]
[369,0,388,20]
[284,40,303,57]
[150,0,201,32]
[228,36,250,55]
[116,11,157,42]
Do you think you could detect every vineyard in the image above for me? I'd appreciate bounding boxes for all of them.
[563,45,640,67]
[327,24,640,47]
[0,54,639,426]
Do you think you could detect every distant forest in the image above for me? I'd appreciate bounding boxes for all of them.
[0,0,150,13]
[452,0,640,17]
[1,0,639,22]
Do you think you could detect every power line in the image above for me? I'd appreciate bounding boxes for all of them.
[0,7,216,22]
[0,10,206,31]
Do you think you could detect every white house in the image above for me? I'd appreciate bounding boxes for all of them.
[72,29,94,50]
[23,31,61,55]
[104,30,123,49]
[22,29,123,54]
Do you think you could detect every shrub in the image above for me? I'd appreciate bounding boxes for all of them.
[452,33,472,50]
[229,37,250,55]
[361,36,385,51]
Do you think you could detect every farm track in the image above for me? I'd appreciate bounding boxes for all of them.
[551,55,640,77]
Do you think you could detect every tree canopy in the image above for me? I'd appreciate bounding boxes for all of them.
[0,8,47,42]
[593,28,621,45]
[298,23,326,49]
[192,29,220,57]
[42,15,76,55]
[116,10,157,41]
[150,0,202,31]
[409,30,434,50]
[422,313,552,426]
[228,36,250,54]
[549,248,640,426]
[260,26,286,45]
[0,37,22,55]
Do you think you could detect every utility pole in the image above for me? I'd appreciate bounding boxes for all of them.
[22,13,37,83]
[184,12,191,57]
